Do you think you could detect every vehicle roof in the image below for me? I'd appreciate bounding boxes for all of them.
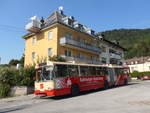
[43,61,128,68]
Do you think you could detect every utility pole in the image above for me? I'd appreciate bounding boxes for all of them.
[0,57,1,65]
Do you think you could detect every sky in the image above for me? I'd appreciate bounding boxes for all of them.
[0,0,150,64]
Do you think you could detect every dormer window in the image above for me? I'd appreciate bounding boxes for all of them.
[74,22,83,31]
[62,17,73,27]
[91,30,95,36]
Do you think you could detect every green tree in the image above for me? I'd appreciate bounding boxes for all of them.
[9,59,20,66]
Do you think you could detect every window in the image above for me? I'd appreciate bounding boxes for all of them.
[67,65,79,77]
[32,52,36,60]
[101,46,106,52]
[48,31,52,40]
[78,53,84,59]
[80,39,85,44]
[65,33,73,39]
[102,57,107,64]
[109,49,116,54]
[32,37,36,45]
[54,65,68,78]
[64,50,72,57]
[89,66,96,75]
[95,67,108,76]
[80,66,90,76]
[68,19,73,26]
[91,56,97,60]
[48,48,52,57]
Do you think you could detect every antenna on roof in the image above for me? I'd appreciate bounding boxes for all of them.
[58,6,64,15]
[59,6,64,11]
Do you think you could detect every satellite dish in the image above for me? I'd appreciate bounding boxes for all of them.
[58,6,64,11]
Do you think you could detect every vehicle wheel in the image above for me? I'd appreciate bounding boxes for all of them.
[124,79,128,85]
[104,81,109,89]
[71,84,79,96]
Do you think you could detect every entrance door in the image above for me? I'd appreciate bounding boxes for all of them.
[108,68,116,83]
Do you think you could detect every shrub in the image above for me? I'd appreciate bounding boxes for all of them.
[130,71,150,77]
[49,55,66,62]
[0,67,18,98]
[0,67,17,85]
[19,66,35,86]
[0,83,10,98]
[0,66,36,98]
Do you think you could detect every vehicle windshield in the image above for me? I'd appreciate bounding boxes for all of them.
[40,66,54,81]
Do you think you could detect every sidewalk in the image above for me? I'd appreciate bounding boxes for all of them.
[0,94,48,111]
[0,94,35,103]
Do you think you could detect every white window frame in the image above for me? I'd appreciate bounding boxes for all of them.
[64,49,72,57]
[48,48,52,57]
[48,31,52,40]
[32,52,36,60]
[32,37,36,45]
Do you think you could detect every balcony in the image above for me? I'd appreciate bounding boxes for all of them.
[110,53,121,59]
[60,37,101,54]
[101,52,107,58]
[61,55,101,64]
[25,20,41,33]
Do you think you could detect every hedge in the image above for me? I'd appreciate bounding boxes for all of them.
[130,71,150,77]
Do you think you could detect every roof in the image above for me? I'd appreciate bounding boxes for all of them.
[23,10,126,51]
[37,61,127,68]
[125,56,150,65]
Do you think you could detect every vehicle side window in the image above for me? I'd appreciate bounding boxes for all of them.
[80,66,90,76]
[67,65,79,77]
[96,67,101,76]
[114,68,119,75]
[89,66,96,75]
[102,67,108,75]
[54,65,68,78]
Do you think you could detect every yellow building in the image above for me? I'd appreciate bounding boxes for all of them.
[23,10,125,66]
[23,11,101,66]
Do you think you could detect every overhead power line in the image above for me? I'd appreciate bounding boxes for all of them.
[0,24,25,33]
[0,24,24,29]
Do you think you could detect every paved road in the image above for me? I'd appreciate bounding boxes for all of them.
[0,81,150,113]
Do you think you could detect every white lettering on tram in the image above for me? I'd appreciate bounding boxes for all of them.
[80,77,103,82]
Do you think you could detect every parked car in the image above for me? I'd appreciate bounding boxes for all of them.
[138,75,150,80]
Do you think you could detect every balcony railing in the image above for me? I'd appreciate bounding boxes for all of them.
[25,20,41,33]
[110,53,121,59]
[61,55,101,64]
[60,37,101,54]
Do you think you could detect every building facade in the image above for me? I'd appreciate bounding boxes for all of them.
[23,10,125,66]
[125,57,150,72]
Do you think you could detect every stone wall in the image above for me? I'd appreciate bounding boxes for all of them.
[9,86,34,96]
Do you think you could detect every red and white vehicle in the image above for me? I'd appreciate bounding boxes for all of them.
[34,61,130,97]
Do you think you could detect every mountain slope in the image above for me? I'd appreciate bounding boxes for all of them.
[101,29,150,59]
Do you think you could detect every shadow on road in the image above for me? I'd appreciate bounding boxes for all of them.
[0,105,29,113]
[41,82,139,100]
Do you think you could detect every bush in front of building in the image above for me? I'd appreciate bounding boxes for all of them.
[130,71,150,77]
[18,66,35,86]
[0,67,17,98]
[49,55,66,62]
[0,66,35,98]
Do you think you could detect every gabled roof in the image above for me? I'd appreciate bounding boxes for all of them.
[125,56,150,65]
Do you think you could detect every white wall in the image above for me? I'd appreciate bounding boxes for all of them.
[128,62,150,72]
[100,42,124,65]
